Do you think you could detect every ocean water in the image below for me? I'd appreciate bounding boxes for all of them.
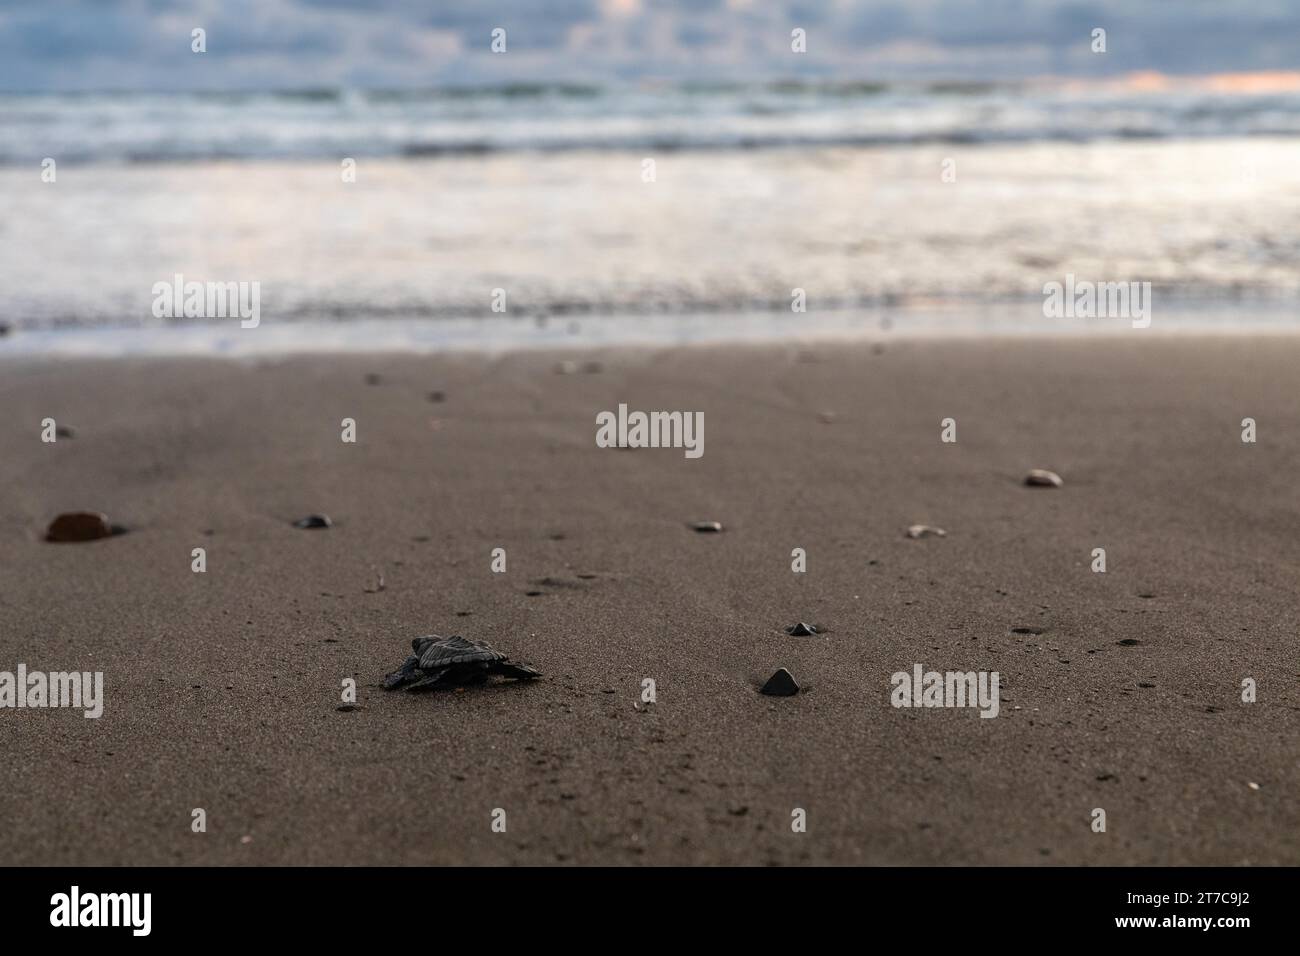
[3,81,1300,352]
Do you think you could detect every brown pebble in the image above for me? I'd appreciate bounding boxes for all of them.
[1024,469,1063,487]
[45,511,115,542]
[691,521,724,533]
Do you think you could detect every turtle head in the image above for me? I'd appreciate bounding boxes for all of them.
[411,636,436,654]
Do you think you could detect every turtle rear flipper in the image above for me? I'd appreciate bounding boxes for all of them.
[405,668,449,692]
[491,661,542,681]
[383,655,421,690]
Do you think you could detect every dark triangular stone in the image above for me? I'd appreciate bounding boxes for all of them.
[760,668,799,696]
[786,622,817,636]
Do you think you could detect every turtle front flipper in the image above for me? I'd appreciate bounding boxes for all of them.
[405,668,449,692]
[491,661,542,681]
[382,655,421,690]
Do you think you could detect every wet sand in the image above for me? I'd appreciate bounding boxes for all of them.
[1,335,1297,865]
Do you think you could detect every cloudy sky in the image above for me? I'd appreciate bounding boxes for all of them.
[1,0,1296,92]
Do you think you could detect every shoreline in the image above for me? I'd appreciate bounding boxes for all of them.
[5,303,1300,359]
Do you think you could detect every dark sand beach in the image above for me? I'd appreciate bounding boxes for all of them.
[2,334,1297,865]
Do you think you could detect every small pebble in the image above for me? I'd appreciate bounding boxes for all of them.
[1247,781,1260,791]
[760,668,799,697]
[690,521,723,533]
[906,524,946,539]
[336,703,361,712]
[1024,469,1063,487]
[293,514,332,529]
[786,622,818,636]
[45,511,117,542]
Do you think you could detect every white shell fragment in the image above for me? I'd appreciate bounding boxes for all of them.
[906,524,947,539]
[1024,469,1063,487]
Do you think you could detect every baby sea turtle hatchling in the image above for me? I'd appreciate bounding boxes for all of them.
[383,635,541,692]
